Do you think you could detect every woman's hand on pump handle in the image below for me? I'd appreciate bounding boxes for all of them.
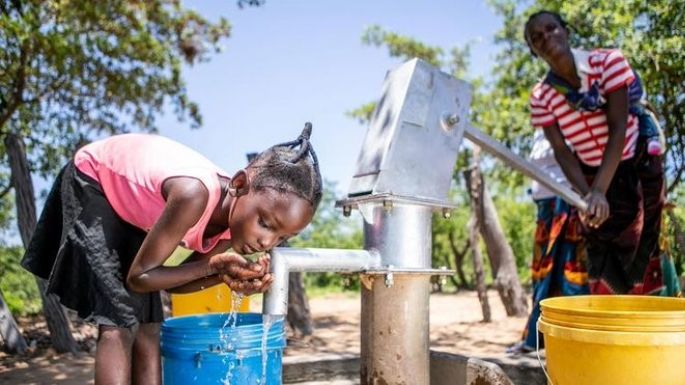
[580,190,610,229]
[209,252,273,295]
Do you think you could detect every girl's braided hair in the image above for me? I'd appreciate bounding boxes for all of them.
[247,122,323,210]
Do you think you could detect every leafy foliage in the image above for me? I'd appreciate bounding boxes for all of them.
[362,25,444,67]
[0,244,40,315]
[0,1,231,319]
[493,191,536,279]
[431,190,473,289]
[0,0,231,180]
[665,203,685,276]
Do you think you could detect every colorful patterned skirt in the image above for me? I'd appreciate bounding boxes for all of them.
[521,197,589,350]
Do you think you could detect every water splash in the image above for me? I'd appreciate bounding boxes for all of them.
[220,360,236,385]
[259,314,280,384]
[218,293,245,384]
[222,293,245,329]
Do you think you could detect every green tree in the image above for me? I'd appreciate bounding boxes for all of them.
[0,191,32,354]
[0,244,40,315]
[0,0,230,353]
[431,190,472,290]
[494,195,536,279]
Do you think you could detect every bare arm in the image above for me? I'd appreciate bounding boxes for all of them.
[166,275,225,294]
[581,86,629,228]
[544,87,629,228]
[126,177,217,293]
[164,239,262,293]
[543,122,591,195]
[592,87,628,194]
[164,240,272,295]
[164,239,232,294]
[126,176,273,294]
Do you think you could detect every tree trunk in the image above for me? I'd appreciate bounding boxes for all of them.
[467,194,490,322]
[478,183,528,316]
[667,209,685,259]
[287,272,313,337]
[0,288,28,354]
[448,233,470,288]
[441,250,461,290]
[5,133,79,353]
[444,263,461,289]
[464,147,528,317]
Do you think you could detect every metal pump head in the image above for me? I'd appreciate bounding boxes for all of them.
[347,58,472,203]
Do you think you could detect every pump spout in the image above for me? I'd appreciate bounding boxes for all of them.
[262,247,380,317]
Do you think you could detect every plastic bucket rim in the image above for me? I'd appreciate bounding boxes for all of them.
[540,295,685,319]
[538,319,685,346]
[539,315,685,332]
[161,312,280,326]
[160,313,286,353]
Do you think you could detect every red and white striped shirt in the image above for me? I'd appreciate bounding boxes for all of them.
[529,49,638,167]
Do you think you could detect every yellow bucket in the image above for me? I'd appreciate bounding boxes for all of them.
[539,295,685,385]
[164,247,250,317]
[170,285,250,317]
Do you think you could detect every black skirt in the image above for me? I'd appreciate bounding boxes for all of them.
[21,162,163,327]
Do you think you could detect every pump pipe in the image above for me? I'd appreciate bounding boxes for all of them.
[262,247,381,316]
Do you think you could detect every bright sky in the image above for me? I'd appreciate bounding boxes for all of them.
[159,0,503,191]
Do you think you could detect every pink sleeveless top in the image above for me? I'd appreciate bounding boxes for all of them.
[74,133,231,253]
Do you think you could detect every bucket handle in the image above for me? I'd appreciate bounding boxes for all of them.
[536,319,554,385]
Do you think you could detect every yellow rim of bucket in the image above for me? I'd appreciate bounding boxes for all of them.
[539,314,685,332]
[541,295,685,317]
[538,319,685,346]
[540,295,685,331]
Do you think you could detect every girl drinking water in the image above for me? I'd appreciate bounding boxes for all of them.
[22,123,323,385]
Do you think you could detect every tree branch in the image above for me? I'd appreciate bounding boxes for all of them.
[668,166,684,193]
[0,183,12,199]
[22,76,69,106]
[0,42,28,128]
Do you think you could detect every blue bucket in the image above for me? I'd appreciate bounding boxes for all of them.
[161,313,285,385]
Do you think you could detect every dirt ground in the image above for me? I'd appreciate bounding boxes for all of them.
[0,290,527,385]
